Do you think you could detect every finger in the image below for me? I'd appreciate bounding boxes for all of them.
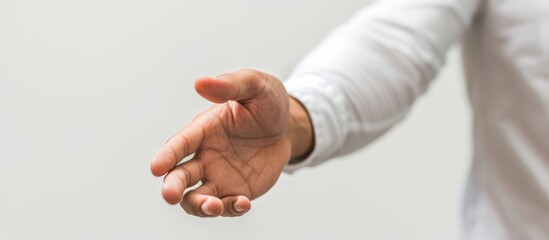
[181,182,223,217]
[162,160,204,205]
[151,124,204,177]
[194,69,267,103]
[221,195,251,217]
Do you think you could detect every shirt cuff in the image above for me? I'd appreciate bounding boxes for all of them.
[282,74,349,173]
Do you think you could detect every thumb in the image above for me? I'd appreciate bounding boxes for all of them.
[194,69,266,104]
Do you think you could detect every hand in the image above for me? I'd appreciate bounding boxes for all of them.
[151,69,313,217]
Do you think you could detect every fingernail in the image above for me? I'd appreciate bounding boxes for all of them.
[234,204,244,212]
[201,199,214,216]
[234,197,244,212]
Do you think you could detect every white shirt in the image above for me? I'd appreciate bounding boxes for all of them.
[283,0,549,239]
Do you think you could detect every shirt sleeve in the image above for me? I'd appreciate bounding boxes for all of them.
[283,0,482,173]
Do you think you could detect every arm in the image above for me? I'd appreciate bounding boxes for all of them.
[150,0,481,218]
[284,0,481,172]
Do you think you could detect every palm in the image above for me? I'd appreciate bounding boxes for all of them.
[194,99,291,200]
[151,70,297,217]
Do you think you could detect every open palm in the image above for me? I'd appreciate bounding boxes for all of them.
[151,70,296,217]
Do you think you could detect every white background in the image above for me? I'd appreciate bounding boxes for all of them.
[1,0,471,239]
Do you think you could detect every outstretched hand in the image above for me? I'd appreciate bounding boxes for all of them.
[151,69,313,217]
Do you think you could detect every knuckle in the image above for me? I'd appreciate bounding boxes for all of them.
[173,165,189,186]
[165,145,179,162]
[178,134,190,156]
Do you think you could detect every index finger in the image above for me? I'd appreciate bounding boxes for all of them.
[151,122,204,176]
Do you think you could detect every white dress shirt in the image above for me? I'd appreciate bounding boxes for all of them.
[283,0,549,239]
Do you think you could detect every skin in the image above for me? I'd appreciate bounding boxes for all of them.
[150,69,314,217]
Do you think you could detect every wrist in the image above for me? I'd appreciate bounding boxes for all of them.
[287,96,314,160]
